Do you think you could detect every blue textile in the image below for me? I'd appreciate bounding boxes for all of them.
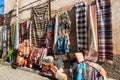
[72,62,87,80]
[0,0,4,14]
[57,36,69,55]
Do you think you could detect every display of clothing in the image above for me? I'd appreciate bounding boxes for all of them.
[1,1,113,78]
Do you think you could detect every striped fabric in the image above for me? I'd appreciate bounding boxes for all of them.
[75,2,88,51]
[10,24,15,49]
[2,26,7,59]
[7,26,10,51]
[29,21,32,46]
[32,2,49,47]
[96,0,113,61]
[88,3,98,52]
[0,27,2,50]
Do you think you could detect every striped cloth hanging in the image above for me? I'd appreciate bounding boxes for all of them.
[96,0,113,61]
[32,2,49,47]
[75,2,88,51]
[10,24,15,49]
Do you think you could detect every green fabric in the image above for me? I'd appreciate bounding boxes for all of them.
[7,50,13,64]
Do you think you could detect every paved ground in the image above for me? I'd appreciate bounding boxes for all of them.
[0,64,50,80]
[0,54,119,80]
[101,54,120,80]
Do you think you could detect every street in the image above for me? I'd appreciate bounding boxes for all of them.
[0,64,50,80]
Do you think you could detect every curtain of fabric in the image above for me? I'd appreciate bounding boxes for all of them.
[75,2,88,51]
[96,0,113,61]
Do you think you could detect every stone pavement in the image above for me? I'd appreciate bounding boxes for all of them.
[0,64,50,80]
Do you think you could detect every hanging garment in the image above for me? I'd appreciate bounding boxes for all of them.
[86,3,98,62]
[14,24,20,49]
[7,26,10,51]
[88,3,98,52]
[55,12,71,55]
[45,18,55,54]
[2,26,8,59]
[32,2,49,47]
[75,2,88,51]
[57,36,69,55]
[19,22,28,43]
[54,15,59,51]
[29,21,32,46]
[96,0,113,61]
[10,24,15,49]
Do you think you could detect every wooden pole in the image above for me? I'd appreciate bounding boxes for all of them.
[16,0,19,49]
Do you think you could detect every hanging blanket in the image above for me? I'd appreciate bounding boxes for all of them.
[32,2,49,47]
[10,24,15,49]
[75,2,88,51]
[96,0,113,61]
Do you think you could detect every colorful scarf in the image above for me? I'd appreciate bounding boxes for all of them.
[72,62,87,80]
[96,0,113,61]
[75,2,88,51]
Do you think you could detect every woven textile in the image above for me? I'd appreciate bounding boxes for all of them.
[45,18,55,54]
[0,27,2,49]
[32,2,49,47]
[75,2,88,51]
[96,0,113,61]
[10,24,15,49]
[19,22,27,43]
[88,3,98,51]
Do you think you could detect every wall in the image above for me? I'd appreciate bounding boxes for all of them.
[111,0,120,54]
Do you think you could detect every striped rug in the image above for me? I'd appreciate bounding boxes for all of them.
[32,2,49,47]
[96,0,113,61]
